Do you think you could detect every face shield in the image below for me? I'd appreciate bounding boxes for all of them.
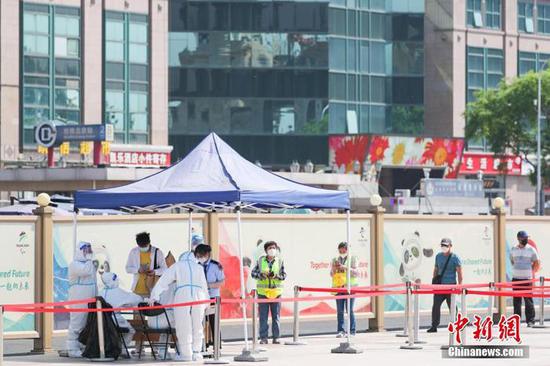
[79,242,93,257]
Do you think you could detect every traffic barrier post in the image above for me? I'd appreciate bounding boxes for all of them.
[460,289,467,345]
[1,305,4,366]
[250,291,267,354]
[441,293,456,350]
[205,297,229,364]
[487,282,494,321]
[533,277,548,329]
[251,291,257,353]
[400,282,421,350]
[413,283,426,344]
[285,286,306,346]
[396,283,408,338]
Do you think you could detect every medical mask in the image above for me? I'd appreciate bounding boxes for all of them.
[85,253,93,260]
[197,257,206,264]
[441,246,450,254]
[519,239,528,246]
[139,245,150,253]
[267,248,277,257]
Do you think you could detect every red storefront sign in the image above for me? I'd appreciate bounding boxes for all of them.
[460,152,522,175]
[103,144,172,168]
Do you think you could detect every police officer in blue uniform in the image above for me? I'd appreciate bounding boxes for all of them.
[194,244,225,349]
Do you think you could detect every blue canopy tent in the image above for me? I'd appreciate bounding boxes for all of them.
[75,132,349,211]
[74,133,354,357]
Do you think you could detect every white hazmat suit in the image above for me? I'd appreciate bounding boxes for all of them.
[99,272,142,346]
[150,251,208,361]
[147,281,176,358]
[65,241,98,358]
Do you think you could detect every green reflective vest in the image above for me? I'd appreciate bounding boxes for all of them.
[256,256,283,298]
[331,255,359,288]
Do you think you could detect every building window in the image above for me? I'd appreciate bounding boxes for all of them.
[21,3,81,147]
[485,0,501,29]
[518,0,534,33]
[467,0,483,28]
[466,47,503,150]
[104,12,149,144]
[518,51,550,75]
[538,4,550,34]
[467,47,503,103]
[467,0,501,29]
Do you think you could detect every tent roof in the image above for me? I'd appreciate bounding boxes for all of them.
[75,133,349,211]
[0,203,72,216]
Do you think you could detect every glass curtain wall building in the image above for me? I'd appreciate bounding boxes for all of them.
[104,12,150,144]
[168,0,424,165]
[328,0,423,135]
[22,3,81,146]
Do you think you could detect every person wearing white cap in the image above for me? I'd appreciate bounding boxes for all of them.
[99,272,142,347]
[66,241,98,358]
[150,251,208,362]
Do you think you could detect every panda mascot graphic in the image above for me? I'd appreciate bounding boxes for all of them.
[398,231,434,283]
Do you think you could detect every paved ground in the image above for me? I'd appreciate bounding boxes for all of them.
[3,315,424,355]
[3,323,550,366]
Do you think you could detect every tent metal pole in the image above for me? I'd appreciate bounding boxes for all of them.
[72,211,78,258]
[331,209,362,354]
[346,210,352,344]
[237,207,249,349]
[234,205,267,362]
[188,209,193,251]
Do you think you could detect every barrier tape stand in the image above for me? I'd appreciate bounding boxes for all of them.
[400,282,422,350]
[251,291,267,354]
[205,297,229,365]
[532,276,548,329]
[440,292,457,350]
[460,289,468,346]
[1,305,3,366]
[487,282,495,322]
[413,283,426,344]
[396,287,409,338]
[284,286,307,346]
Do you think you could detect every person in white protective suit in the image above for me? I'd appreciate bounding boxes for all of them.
[147,252,176,358]
[150,251,209,362]
[65,241,98,358]
[99,272,142,347]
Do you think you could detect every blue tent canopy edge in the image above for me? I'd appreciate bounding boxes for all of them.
[74,133,350,211]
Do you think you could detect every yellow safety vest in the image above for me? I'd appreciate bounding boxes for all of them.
[331,256,359,288]
[256,256,283,299]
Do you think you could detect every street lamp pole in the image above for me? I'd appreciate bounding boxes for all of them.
[537,60,549,216]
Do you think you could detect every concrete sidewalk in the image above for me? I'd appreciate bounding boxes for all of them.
[3,325,550,366]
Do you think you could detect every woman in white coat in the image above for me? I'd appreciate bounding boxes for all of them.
[150,251,209,362]
[125,232,167,297]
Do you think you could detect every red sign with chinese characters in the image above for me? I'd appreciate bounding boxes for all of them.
[101,144,173,168]
[459,152,523,176]
[449,313,522,344]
